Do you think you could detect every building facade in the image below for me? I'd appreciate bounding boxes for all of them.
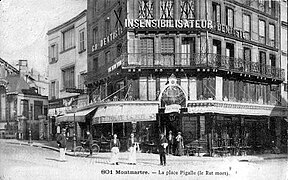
[47,10,89,140]
[0,58,48,140]
[86,0,287,154]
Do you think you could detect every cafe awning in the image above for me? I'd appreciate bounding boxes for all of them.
[92,103,158,124]
[56,108,96,123]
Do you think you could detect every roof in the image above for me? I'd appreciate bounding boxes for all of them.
[6,75,40,96]
[47,10,87,35]
[0,58,19,74]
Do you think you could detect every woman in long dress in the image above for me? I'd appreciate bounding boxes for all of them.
[127,133,138,165]
[175,132,184,156]
[110,134,121,165]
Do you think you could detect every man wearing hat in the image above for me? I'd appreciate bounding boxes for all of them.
[56,128,67,161]
[167,130,174,155]
[85,131,93,156]
[175,132,184,156]
[158,133,168,166]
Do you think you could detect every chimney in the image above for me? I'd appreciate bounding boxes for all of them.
[18,60,28,77]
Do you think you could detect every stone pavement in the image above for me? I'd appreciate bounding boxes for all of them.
[3,139,288,163]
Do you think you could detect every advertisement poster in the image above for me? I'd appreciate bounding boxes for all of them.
[0,0,287,180]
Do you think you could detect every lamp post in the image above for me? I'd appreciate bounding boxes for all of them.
[28,110,32,145]
[72,105,77,155]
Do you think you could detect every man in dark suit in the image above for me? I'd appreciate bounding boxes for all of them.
[85,131,93,156]
[158,133,168,166]
[56,128,67,162]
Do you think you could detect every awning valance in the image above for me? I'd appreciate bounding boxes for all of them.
[56,108,96,123]
[92,103,158,124]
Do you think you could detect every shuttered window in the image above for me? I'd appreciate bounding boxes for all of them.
[63,28,75,51]
[259,20,266,44]
[212,3,221,23]
[49,44,58,64]
[243,14,250,40]
[226,7,234,27]
[62,67,75,89]
[269,24,275,47]
[140,38,154,66]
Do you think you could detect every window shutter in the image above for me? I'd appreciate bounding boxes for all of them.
[55,44,58,61]
[48,46,52,63]
[55,80,59,99]
[77,74,80,89]
[49,83,52,99]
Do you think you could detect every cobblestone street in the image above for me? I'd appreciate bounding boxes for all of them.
[0,140,287,180]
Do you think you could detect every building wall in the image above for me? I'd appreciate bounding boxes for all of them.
[48,10,87,100]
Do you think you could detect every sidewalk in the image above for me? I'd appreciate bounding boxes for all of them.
[3,139,288,162]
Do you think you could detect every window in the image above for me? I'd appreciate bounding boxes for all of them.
[181,37,195,65]
[160,0,174,19]
[269,54,276,76]
[213,39,221,66]
[34,101,43,120]
[180,0,195,20]
[138,0,154,19]
[212,2,221,24]
[62,28,75,51]
[258,0,265,11]
[225,7,234,27]
[49,44,58,63]
[78,73,86,90]
[105,51,111,65]
[243,14,251,40]
[161,37,174,66]
[92,27,98,44]
[105,19,110,37]
[62,67,75,89]
[93,57,98,71]
[79,29,85,52]
[269,24,275,47]
[259,20,266,44]
[244,47,251,72]
[259,51,266,74]
[20,100,29,119]
[226,43,234,69]
[117,43,122,57]
[140,38,154,66]
[51,81,56,98]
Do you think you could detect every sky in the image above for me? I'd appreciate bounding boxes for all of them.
[0,0,86,75]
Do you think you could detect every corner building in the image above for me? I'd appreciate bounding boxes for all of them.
[87,0,287,154]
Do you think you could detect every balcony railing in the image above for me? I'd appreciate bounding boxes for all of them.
[124,53,285,80]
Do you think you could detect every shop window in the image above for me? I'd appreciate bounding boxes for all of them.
[269,24,275,47]
[225,7,234,27]
[243,14,251,40]
[259,20,266,44]
[34,101,43,120]
[181,37,195,66]
[20,100,29,119]
[140,38,154,66]
[197,77,215,100]
[180,0,195,20]
[138,0,154,19]
[160,0,174,19]
[212,2,221,24]
[160,37,174,66]
[62,27,75,51]
[139,77,148,100]
[62,66,75,89]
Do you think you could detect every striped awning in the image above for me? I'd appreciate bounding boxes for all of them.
[92,103,158,124]
[56,108,96,123]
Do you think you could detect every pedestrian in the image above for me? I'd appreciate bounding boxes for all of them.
[110,134,120,165]
[158,133,168,166]
[127,133,138,165]
[56,128,67,162]
[167,130,174,155]
[85,131,93,156]
[175,132,184,156]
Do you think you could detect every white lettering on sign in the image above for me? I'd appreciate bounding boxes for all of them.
[108,60,122,73]
[165,104,181,114]
[91,27,123,52]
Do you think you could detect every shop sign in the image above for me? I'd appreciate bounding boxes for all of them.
[165,104,181,114]
[65,88,84,94]
[91,27,123,52]
[108,60,122,73]
[125,19,245,39]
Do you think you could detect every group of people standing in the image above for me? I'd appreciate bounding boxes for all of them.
[56,129,185,166]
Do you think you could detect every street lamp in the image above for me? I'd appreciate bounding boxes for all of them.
[72,105,77,155]
[28,110,32,145]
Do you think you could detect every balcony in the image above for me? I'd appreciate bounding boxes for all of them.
[123,53,285,81]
